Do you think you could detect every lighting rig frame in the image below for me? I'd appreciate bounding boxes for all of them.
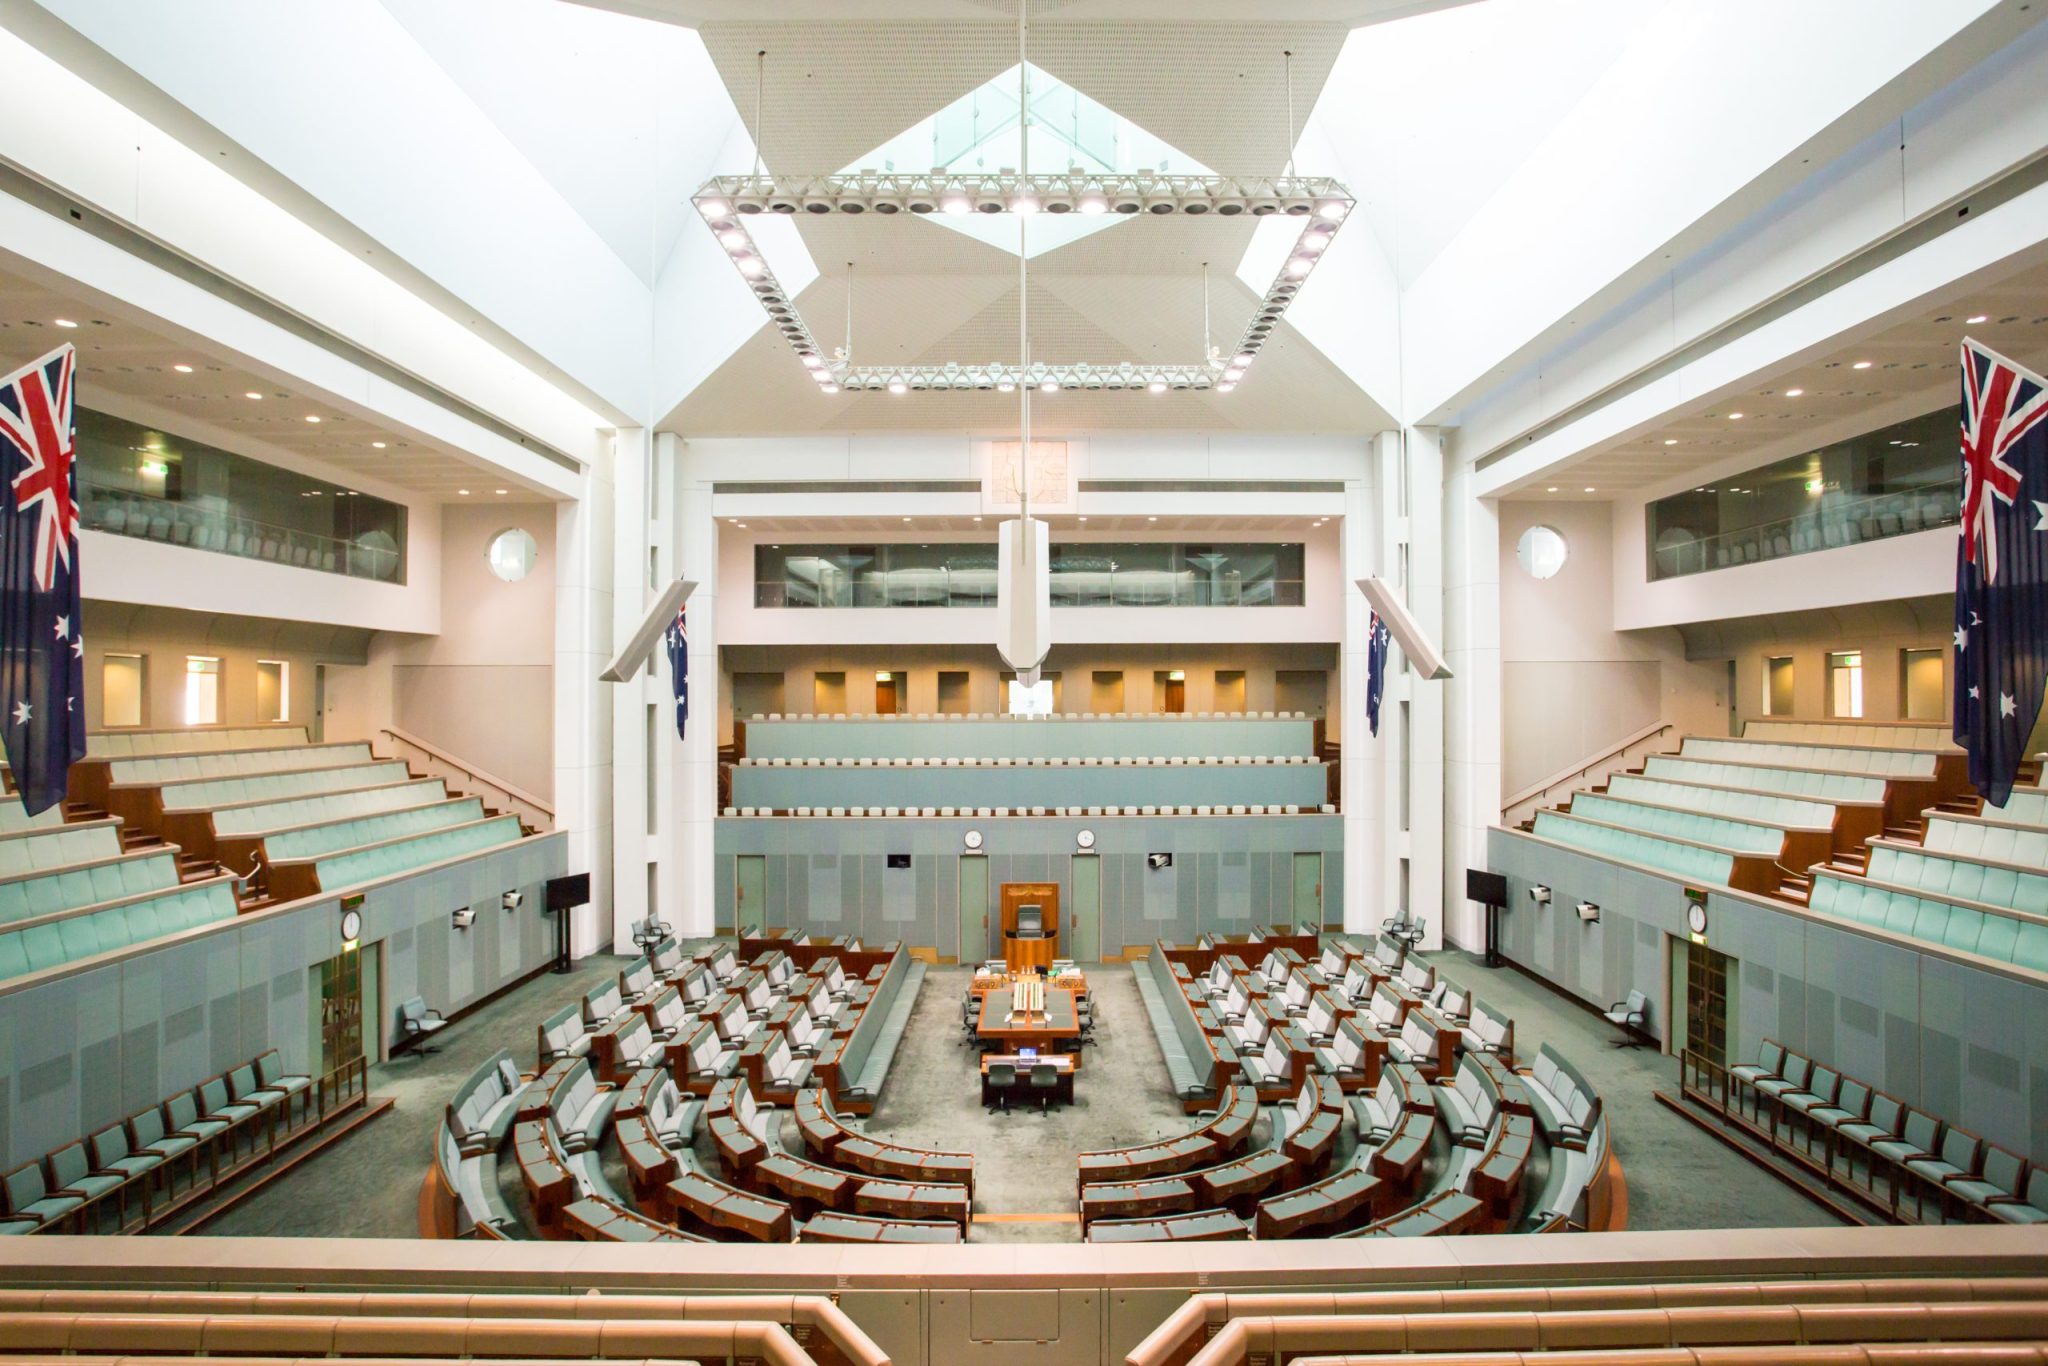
[692,171,1354,397]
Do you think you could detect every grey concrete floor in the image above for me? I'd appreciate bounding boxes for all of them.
[202,943,1843,1240]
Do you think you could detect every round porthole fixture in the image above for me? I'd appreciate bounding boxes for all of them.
[487,527,539,582]
[340,907,363,944]
[1516,525,1568,580]
[964,829,984,851]
[1076,829,1096,850]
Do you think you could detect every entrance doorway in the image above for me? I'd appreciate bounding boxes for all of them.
[958,855,989,963]
[1291,852,1323,924]
[736,855,766,937]
[313,941,368,1100]
[1683,940,1734,1068]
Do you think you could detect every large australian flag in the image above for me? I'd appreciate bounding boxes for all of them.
[665,604,688,740]
[1954,338,2048,809]
[0,346,87,815]
[1365,610,1391,737]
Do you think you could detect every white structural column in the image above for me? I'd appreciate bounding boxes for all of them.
[553,436,616,958]
[672,440,719,936]
[1404,427,1447,951]
[1339,462,1381,934]
[606,427,655,950]
[1442,461,1501,950]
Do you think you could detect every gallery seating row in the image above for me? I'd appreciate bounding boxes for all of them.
[1682,735,1944,781]
[260,797,488,863]
[0,846,180,925]
[1924,809,2048,862]
[736,753,1321,766]
[1687,1038,2046,1225]
[730,762,1331,813]
[1862,841,2048,916]
[0,875,239,982]
[736,712,1323,765]
[79,723,308,762]
[1604,773,1837,841]
[1642,752,1889,805]
[726,803,1331,818]
[1743,718,1962,752]
[749,710,1315,721]
[100,740,371,791]
[1806,870,2048,972]
[275,814,526,899]
[1567,791,1790,856]
[206,777,453,846]
[1530,809,1745,889]
[1,1050,315,1235]
[0,818,124,876]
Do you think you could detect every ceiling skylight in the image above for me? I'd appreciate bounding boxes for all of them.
[841,63,1214,259]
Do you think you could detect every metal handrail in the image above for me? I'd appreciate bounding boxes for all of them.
[1502,720,1677,820]
[379,727,553,827]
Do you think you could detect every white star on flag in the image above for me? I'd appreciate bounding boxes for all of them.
[2038,500,2048,531]
[70,638,81,658]
[11,702,29,726]
[2002,693,2018,719]
[1970,686,1981,700]
[1955,626,1968,650]
[52,615,67,641]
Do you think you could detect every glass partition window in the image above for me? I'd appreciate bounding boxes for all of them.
[1828,651,1865,719]
[184,656,220,726]
[1647,407,1957,579]
[76,407,407,583]
[754,541,1305,607]
[101,654,143,728]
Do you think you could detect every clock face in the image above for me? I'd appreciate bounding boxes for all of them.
[1687,902,1708,936]
[340,908,362,942]
[1077,829,1096,849]
[964,830,983,850]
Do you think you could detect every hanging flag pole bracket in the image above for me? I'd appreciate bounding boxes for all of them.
[599,578,697,683]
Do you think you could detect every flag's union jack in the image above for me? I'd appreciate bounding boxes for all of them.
[0,345,87,815]
[1954,338,2048,808]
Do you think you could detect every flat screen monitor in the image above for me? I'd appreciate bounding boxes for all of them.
[1015,905,1043,937]
[546,872,591,913]
[1466,869,1508,908]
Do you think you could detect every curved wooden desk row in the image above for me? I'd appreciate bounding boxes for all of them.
[1076,1083,1261,1191]
[791,1088,975,1192]
[1079,1077,1344,1230]
[702,1079,972,1233]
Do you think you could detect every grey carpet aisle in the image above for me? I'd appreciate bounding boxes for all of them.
[207,944,1843,1240]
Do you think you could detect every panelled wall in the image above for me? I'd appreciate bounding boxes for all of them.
[0,833,566,1170]
[1487,827,2047,1159]
[715,815,1341,961]
[1676,597,1955,729]
[80,602,370,736]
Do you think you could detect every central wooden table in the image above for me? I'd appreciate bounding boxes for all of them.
[976,987,1080,1055]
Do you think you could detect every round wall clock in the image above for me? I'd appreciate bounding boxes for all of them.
[340,907,363,942]
[1076,829,1096,849]
[964,829,984,850]
[1686,902,1708,936]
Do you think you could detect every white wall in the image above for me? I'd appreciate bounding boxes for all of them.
[1499,499,1723,796]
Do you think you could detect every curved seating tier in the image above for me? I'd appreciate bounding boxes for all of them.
[1924,812,2048,862]
[0,820,123,875]
[1807,871,2048,971]
[1604,772,1836,833]
[0,848,180,926]
[209,779,452,839]
[83,724,308,760]
[0,877,238,981]
[1567,791,1787,856]
[1531,810,1740,886]
[1643,753,1887,803]
[1744,718,1962,752]
[297,815,525,895]
[262,797,489,862]
[1682,736,1941,780]
[157,760,414,817]
[106,741,372,788]
[0,798,64,836]
[1865,841,2048,916]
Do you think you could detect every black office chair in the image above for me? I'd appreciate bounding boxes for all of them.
[959,993,979,1047]
[1382,913,1426,954]
[1029,1062,1060,1114]
[985,1062,1017,1113]
[1076,997,1097,1047]
[631,916,672,955]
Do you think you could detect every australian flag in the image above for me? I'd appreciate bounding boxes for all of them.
[0,346,87,816]
[664,604,688,740]
[1954,338,2048,809]
[1365,610,1391,737]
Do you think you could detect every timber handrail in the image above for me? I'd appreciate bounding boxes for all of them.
[379,727,554,827]
[1502,720,1676,820]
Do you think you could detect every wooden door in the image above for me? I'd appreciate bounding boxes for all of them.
[1164,677,1186,713]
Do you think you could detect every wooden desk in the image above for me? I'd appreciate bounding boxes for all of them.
[1003,934,1058,974]
[981,1053,1076,1107]
[976,988,1081,1055]
[971,969,1088,1000]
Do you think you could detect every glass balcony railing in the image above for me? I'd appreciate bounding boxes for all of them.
[1647,406,1959,581]
[81,476,404,583]
[74,406,407,584]
[755,541,1306,608]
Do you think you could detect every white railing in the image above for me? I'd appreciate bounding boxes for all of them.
[378,727,554,832]
[1501,721,1678,829]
